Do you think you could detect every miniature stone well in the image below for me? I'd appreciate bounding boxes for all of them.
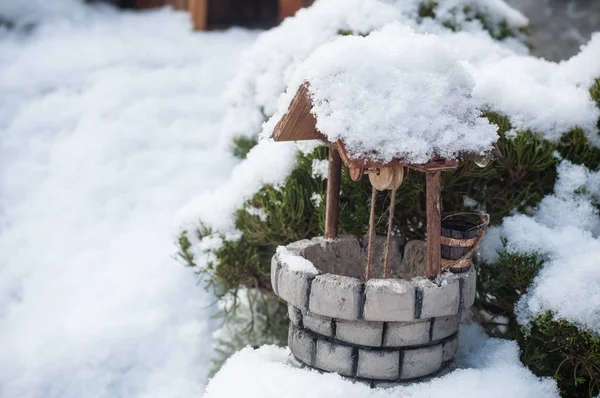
[268,58,493,385]
[272,236,476,386]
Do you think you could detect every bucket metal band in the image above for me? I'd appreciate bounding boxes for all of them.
[440,236,478,247]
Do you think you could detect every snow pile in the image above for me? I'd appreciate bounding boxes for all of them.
[220,0,528,146]
[205,325,559,398]
[264,25,499,164]
[456,32,600,141]
[176,140,298,234]
[222,0,598,147]
[311,159,329,179]
[0,0,92,27]
[0,6,256,398]
[481,161,600,332]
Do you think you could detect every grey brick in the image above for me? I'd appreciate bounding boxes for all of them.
[363,279,415,322]
[309,274,363,320]
[401,344,443,379]
[403,359,456,384]
[420,277,460,318]
[431,315,460,341]
[285,239,313,256]
[277,261,317,311]
[443,335,459,361]
[357,349,400,380]
[371,380,402,389]
[288,354,306,369]
[315,340,354,376]
[303,311,334,337]
[287,304,302,327]
[289,326,316,367]
[383,319,431,347]
[461,267,477,309]
[335,320,383,347]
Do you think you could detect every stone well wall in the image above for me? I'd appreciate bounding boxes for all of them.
[271,236,477,385]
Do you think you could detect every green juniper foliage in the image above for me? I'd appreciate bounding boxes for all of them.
[476,239,545,339]
[231,136,258,159]
[419,2,530,42]
[522,313,600,397]
[592,78,600,130]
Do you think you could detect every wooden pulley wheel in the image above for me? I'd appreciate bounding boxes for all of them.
[349,167,364,181]
[369,166,404,191]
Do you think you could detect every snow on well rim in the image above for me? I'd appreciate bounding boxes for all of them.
[263,24,499,164]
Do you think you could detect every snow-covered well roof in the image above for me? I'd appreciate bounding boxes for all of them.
[265,25,499,165]
[220,0,529,146]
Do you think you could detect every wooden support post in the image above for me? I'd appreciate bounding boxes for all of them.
[426,171,441,279]
[189,0,207,31]
[134,0,167,8]
[325,144,342,239]
[278,0,305,22]
[169,0,187,10]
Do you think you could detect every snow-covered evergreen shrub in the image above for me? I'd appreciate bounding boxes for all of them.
[177,0,600,393]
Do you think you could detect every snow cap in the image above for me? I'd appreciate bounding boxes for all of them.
[265,24,499,165]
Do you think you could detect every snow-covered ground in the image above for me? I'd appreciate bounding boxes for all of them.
[0,4,256,398]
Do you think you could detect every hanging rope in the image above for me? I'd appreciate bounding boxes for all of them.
[365,185,377,281]
[383,187,397,279]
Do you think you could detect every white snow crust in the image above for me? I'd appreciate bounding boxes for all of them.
[264,25,499,164]
[0,5,256,398]
[220,0,529,146]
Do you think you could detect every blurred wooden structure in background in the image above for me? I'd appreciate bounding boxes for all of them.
[129,0,314,30]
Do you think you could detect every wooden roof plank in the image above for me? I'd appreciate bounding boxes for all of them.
[272,83,326,142]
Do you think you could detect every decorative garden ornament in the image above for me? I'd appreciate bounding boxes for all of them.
[268,51,494,384]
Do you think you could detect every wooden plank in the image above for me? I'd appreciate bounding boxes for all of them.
[336,140,405,169]
[325,144,342,239]
[168,0,187,10]
[272,83,326,142]
[337,141,460,172]
[134,0,167,8]
[189,0,207,30]
[409,160,458,172]
[278,0,304,22]
[426,171,441,278]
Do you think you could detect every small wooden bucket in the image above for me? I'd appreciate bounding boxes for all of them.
[440,213,489,273]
